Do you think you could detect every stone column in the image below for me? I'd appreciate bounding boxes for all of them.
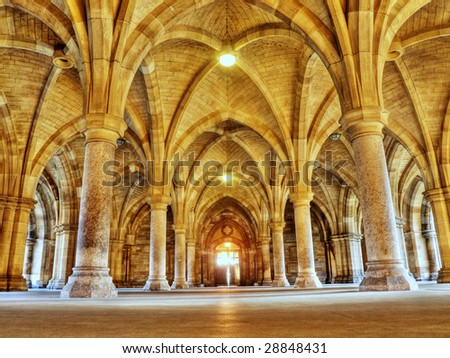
[0,196,35,291]
[395,217,411,272]
[30,237,46,288]
[186,239,196,287]
[256,243,264,284]
[424,188,450,282]
[47,224,77,289]
[171,226,189,289]
[61,116,126,298]
[248,249,256,284]
[260,236,272,285]
[23,214,37,287]
[144,195,171,291]
[23,239,36,288]
[270,222,290,287]
[331,234,365,283]
[423,229,440,281]
[290,193,322,288]
[341,108,417,291]
[110,239,125,287]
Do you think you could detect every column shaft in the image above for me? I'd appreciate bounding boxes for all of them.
[144,196,171,291]
[0,196,35,291]
[343,110,417,291]
[256,244,264,284]
[61,138,118,298]
[260,238,272,285]
[271,223,290,287]
[396,217,411,272]
[172,227,188,289]
[331,234,365,283]
[290,194,322,288]
[186,241,196,287]
[110,239,124,287]
[47,225,76,289]
[423,230,441,280]
[425,189,450,282]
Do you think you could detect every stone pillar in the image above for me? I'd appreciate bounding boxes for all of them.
[171,226,189,289]
[47,224,77,289]
[424,188,450,282]
[260,236,272,286]
[341,108,417,291]
[144,195,171,291]
[423,229,440,281]
[331,234,365,283]
[395,217,411,272]
[186,239,196,287]
[61,116,126,298]
[256,243,264,284]
[270,222,290,287]
[248,249,256,284]
[290,193,322,288]
[0,196,35,291]
[23,239,36,288]
[23,214,37,287]
[30,237,47,288]
[110,239,125,287]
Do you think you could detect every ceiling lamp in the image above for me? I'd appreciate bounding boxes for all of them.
[329,133,341,141]
[219,0,236,67]
[222,172,231,183]
[220,52,236,67]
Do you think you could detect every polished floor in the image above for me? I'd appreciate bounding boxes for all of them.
[0,283,449,338]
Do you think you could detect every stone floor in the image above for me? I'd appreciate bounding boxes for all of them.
[1,283,449,338]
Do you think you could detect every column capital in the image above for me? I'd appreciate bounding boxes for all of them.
[0,196,36,211]
[270,221,285,233]
[186,239,196,246]
[172,225,187,235]
[289,192,314,207]
[82,113,127,146]
[54,223,78,234]
[259,235,271,245]
[331,233,363,242]
[340,107,388,141]
[395,217,406,228]
[149,195,172,211]
[422,229,437,240]
[424,187,450,202]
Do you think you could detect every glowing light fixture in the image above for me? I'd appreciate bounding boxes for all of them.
[218,0,236,67]
[222,172,231,183]
[329,133,341,141]
[219,53,236,67]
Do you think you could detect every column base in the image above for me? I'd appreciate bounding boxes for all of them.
[143,277,171,291]
[294,273,322,289]
[359,261,418,292]
[0,276,28,292]
[262,279,272,286]
[171,280,189,289]
[60,267,118,298]
[437,268,450,283]
[334,275,365,284]
[113,280,127,288]
[47,279,66,290]
[187,281,196,288]
[271,277,290,287]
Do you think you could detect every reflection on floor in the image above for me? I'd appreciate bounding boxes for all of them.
[1,283,449,338]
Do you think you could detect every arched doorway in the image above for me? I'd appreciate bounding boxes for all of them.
[215,242,241,286]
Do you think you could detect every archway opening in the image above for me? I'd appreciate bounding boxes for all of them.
[215,242,241,286]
